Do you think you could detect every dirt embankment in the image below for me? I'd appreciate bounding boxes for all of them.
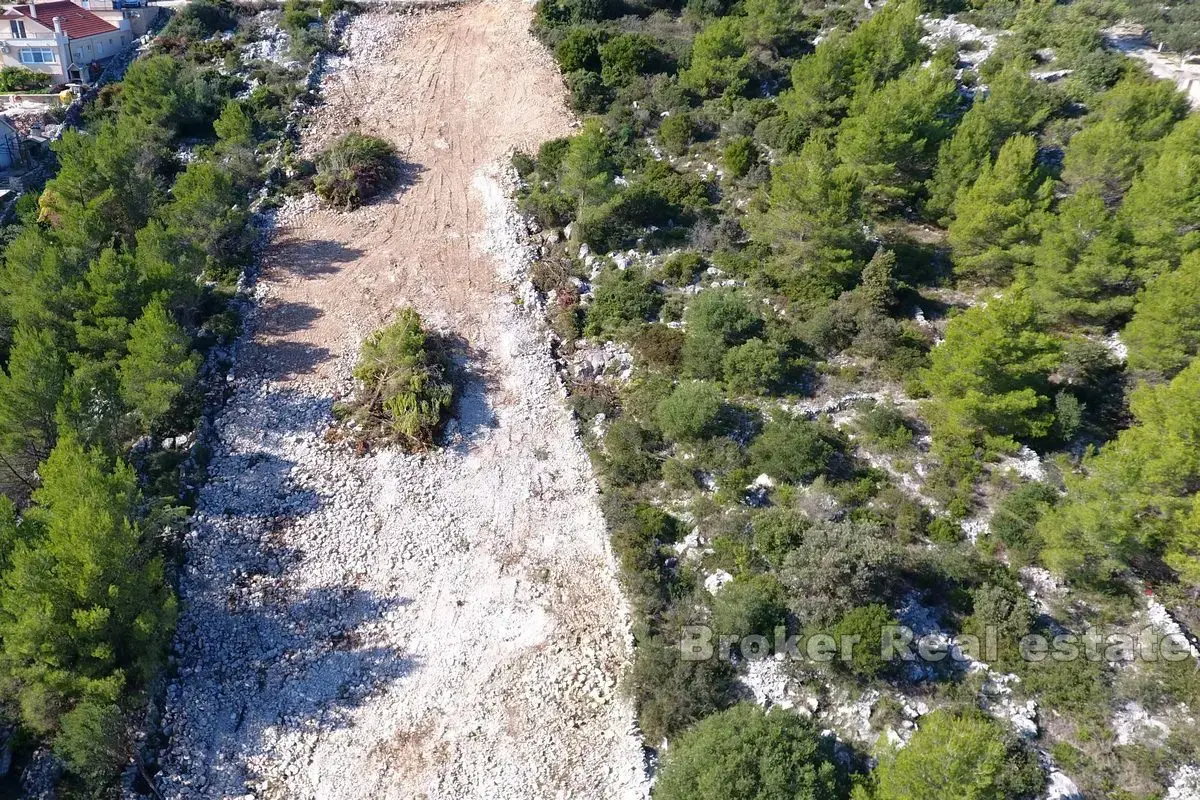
[155,4,646,798]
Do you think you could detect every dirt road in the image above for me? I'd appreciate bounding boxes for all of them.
[156,4,646,798]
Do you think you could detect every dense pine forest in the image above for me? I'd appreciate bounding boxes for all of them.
[0,0,339,793]
[519,0,1200,797]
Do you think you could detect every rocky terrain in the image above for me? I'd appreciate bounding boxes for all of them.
[155,4,646,797]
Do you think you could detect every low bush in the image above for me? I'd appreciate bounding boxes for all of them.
[599,33,665,87]
[654,704,844,800]
[630,635,735,744]
[858,402,915,450]
[632,324,686,370]
[567,68,610,113]
[752,508,810,567]
[722,338,784,395]
[829,603,897,679]
[576,184,675,252]
[315,132,399,210]
[659,251,705,286]
[341,308,454,450]
[711,574,788,642]
[585,268,662,336]
[723,135,759,178]
[0,66,52,92]
[989,481,1057,561]
[750,416,838,484]
[656,380,724,441]
[778,521,904,626]
[555,27,603,72]
[161,0,237,41]
[659,112,695,156]
[602,418,661,485]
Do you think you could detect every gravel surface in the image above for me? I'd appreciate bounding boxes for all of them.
[155,4,646,797]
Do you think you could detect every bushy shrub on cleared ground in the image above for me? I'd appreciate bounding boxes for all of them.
[315,132,399,210]
[343,308,454,449]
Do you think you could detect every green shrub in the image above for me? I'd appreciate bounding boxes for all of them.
[654,704,843,800]
[925,517,962,544]
[0,67,52,92]
[659,113,695,157]
[567,68,610,113]
[682,289,759,378]
[555,27,603,72]
[778,521,904,626]
[55,698,128,786]
[989,481,1057,560]
[869,710,1046,800]
[343,308,454,449]
[722,338,784,395]
[599,33,664,87]
[535,0,619,28]
[660,251,705,286]
[656,380,724,441]
[711,574,788,641]
[314,132,399,210]
[858,402,914,450]
[585,268,662,337]
[723,135,759,178]
[750,416,837,484]
[577,184,675,252]
[631,635,735,744]
[603,418,661,485]
[162,0,237,40]
[612,504,675,618]
[536,136,572,176]
[511,149,536,178]
[752,508,810,567]
[830,603,897,679]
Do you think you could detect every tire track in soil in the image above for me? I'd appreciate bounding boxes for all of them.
[155,3,646,798]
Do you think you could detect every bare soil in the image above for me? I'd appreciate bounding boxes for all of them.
[156,4,646,798]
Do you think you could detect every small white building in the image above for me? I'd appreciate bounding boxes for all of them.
[0,1,131,85]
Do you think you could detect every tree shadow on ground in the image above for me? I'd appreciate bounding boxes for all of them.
[435,333,499,452]
[267,238,366,280]
[256,299,325,336]
[151,387,422,797]
[242,339,333,380]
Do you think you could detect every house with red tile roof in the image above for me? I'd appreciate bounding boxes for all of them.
[0,0,131,85]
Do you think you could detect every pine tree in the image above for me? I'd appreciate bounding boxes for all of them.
[749,138,866,300]
[73,247,144,359]
[1123,252,1200,376]
[1029,185,1135,326]
[1121,114,1200,278]
[118,299,200,431]
[948,135,1052,283]
[160,160,250,277]
[1040,358,1200,586]
[0,435,175,754]
[926,66,1054,220]
[777,0,925,142]
[858,247,897,313]
[1059,74,1187,201]
[923,286,1061,449]
[680,17,748,97]
[836,64,959,211]
[0,326,66,490]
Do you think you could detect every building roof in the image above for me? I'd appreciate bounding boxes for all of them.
[2,2,118,39]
